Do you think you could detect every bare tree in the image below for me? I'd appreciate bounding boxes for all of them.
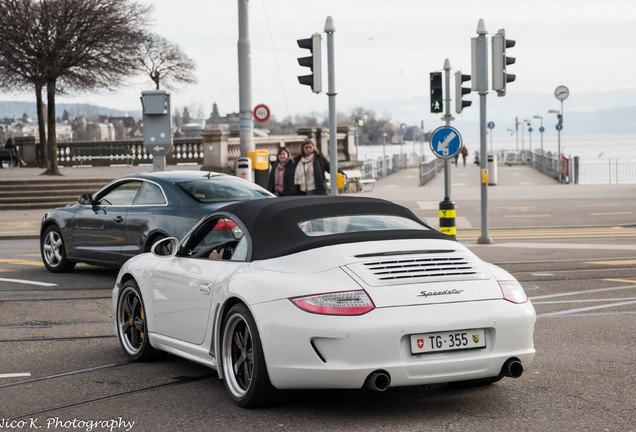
[137,33,197,90]
[0,0,49,166]
[0,0,150,175]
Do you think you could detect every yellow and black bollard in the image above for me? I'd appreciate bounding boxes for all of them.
[439,199,456,239]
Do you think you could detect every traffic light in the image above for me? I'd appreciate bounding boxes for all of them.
[455,71,472,114]
[297,33,322,93]
[491,28,515,97]
[430,72,443,113]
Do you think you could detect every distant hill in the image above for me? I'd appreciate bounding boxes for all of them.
[346,89,636,137]
[0,101,141,119]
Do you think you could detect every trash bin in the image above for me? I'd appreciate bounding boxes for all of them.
[248,149,269,188]
[487,154,498,185]
[235,157,253,182]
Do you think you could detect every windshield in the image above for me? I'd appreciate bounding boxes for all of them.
[298,215,428,237]
[177,178,273,203]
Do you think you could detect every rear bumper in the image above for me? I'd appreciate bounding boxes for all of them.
[252,299,536,389]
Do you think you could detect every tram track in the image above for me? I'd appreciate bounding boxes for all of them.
[4,360,215,422]
[0,334,115,343]
[0,296,111,302]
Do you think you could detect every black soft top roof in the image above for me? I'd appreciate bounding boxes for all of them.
[218,196,452,261]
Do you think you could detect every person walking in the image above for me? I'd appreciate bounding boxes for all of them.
[293,138,331,195]
[267,147,295,196]
[461,145,468,167]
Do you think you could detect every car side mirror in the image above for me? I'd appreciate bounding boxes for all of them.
[78,193,93,205]
[152,237,179,257]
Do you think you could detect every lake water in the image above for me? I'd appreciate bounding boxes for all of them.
[356,133,636,184]
[357,133,636,163]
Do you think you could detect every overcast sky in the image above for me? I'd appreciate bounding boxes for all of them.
[12,0,636,125]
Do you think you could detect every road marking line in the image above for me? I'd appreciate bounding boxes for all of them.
[531,285,636,300]
[495,206,537,211]
[590,211,632,216]
[538,300,636,317]
[466,242,636,250]
[0,278,57,287]
[0,258,44,267]
[0,373,31,378]
[533,297,636,304]
[603,278,636,284]
[503,214,551,218]
[586,260,636,266]
[579,203,619,208]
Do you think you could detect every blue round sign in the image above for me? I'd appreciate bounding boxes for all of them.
[556,123,563,131]
[539,126,545,133]
[487,121,495,129]
[430,126,463,159]
[528,127,533,133]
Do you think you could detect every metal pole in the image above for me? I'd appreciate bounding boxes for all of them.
[558,99,564,183]
[475,19,492,244]
[443,58,452,200]
[420,120,424,162]
[325,17,338,195]
[382,133,386,177]
[237,0,254,158]
[515,117,519,152]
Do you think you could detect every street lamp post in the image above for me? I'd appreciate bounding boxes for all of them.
[399,123,406,168]
[381,131,387,177]
[523,119,532,153]
[548,109,562,182]
[515,117,519,153]
[533,115,544,154]
[356,116,366,158]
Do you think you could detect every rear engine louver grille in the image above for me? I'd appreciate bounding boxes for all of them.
[345,250,489,286]
[365,256,476,280]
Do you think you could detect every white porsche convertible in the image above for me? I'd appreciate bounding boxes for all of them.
[113,196,535,407]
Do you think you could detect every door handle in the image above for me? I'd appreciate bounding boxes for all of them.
[114,216,124,223]
[199,281,212,295]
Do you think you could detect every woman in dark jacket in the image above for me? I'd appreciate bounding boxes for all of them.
[293,138,331,195]
[267,147,295,196]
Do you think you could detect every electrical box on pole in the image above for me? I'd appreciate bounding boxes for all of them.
[430,72,443,113]
[491,28,516,96]
[141,89,172,172]
[455,72,472,114]
[297,33,322,93]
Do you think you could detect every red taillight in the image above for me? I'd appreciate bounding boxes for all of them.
[291,290,375,316]
[212,218,237,231]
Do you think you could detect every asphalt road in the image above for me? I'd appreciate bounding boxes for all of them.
[1,237,635,432]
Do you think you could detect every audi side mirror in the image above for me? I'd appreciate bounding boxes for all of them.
[78,193,93,205]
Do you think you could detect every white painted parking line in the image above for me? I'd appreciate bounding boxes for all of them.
[0,278,57,287]
[538,300,636,317]
[532,297,636,304]
[0,373,31,379]
[530,284,636,300]
[485,242,636,251]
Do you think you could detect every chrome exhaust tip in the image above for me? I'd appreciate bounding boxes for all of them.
[364,370,391,392]
[501,358,524,378]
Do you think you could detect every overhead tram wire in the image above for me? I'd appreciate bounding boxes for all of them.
[259,0,291,119]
